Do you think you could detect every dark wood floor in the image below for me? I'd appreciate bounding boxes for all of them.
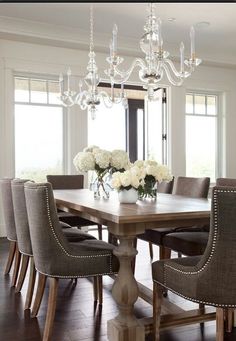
[1,231,236,341]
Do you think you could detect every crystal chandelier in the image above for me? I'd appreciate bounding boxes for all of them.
[59,5,127,119]
[105,3,202,100]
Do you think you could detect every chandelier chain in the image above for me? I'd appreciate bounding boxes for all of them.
[90,4,94,53]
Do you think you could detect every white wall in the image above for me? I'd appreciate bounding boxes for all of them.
[1,38,236,236]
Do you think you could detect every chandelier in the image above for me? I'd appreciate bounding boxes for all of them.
[59,5,127,119]
[105,3,202,100]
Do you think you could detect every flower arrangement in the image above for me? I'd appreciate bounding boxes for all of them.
[73,146,130,198]
[111,166,144,192]
[133,160,173,198]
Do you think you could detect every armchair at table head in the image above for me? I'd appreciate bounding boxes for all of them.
[152,185,236,340]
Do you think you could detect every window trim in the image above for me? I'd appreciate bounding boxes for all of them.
[13,72,67,176]
[185,89,222,181]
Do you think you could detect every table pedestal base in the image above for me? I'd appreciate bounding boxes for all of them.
[108,318,144,341]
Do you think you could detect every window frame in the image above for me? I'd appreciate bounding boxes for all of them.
[185,90,222,181]
[13,72,67,176]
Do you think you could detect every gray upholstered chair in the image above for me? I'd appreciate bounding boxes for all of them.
[11,179,97,314]
[47,174,103,240]
[137,176,210,260]
[152,185,236,341]
[163,178,236,258]
[0,178,21,286]
[24,182,119,341]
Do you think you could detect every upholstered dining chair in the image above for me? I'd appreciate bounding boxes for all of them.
[152,185,236,341]
[47,174,103,240]
[137,176,210,260]
[11,179,98,314]
[0,178,21,286]
[162,178,236,258]
[24,181,119,341]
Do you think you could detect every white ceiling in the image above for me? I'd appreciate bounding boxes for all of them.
[0,3,236,67]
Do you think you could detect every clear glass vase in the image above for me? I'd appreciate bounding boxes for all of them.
[90,172,112,200]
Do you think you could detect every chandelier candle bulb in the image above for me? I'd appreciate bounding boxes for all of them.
[67,68,71,91]
[157,18,163,49]
[112,24,118,54]
[180,42,185,73]
[190,26,195,59]
[59,73,63,92]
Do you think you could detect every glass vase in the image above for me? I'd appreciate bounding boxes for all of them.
[90,173,111,200]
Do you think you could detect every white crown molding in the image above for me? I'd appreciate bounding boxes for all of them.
[0,16,235,70]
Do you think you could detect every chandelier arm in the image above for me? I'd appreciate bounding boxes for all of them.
[165,59,191,78]
[162,63,184,86]
[107,58,146,84]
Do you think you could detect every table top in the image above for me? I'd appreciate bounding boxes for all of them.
[54,189,211,227]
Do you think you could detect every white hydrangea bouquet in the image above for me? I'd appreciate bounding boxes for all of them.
[73,145,130,198]
[133,160,173,198]
[111,166,145,203]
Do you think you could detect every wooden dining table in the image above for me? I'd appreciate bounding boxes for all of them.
[54,189,212,341]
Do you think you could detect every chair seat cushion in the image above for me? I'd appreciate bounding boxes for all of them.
[152,256,201,289]
[62,227,96,242]
[45,239,119,278]
[138,228,176,245]
[163,232,209,256]
[138,225,209,246]
[58,211,97,227]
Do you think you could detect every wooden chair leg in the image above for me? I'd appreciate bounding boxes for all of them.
[199,303,205,311]
[31,273,47,317]
[43,278,59,341]
[97,276,103,305]
[25,257,36,310]
[216,307,224,341]
[153,281,163,341]
[149,242,154,259]
[4,240,16,275]
[93,276,98,302]
[159,246,171,260]
[11,245,21,287]
[98,224,103,240]
[226,308,234,333]
[15,254,30,293]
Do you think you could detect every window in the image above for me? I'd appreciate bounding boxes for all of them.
[14,76,64,182]
[185,92,219,181]
[87,86,168,166]
[128,89,167,164]
[88,101,126,150]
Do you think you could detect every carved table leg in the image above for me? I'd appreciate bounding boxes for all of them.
[108,235,145,341]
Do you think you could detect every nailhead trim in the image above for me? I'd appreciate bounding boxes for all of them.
[153,278,236,308]
[158,188,236,308]
[26,185,113,275]
[35,267,113,279]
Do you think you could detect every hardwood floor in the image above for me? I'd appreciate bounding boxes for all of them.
[1,231,236,341]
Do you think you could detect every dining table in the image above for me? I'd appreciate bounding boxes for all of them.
[54,189,212,341]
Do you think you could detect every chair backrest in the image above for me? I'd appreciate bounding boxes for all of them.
[24,182,69,275]
[156,178,174,194]
[46,175,84,190]
[0,178,17,241]
[197,185,236,305]
[216,178,236,187]
[173,176,210,198]
[11,179,32,256]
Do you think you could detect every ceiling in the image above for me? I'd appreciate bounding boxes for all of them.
[0,3,236,67]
